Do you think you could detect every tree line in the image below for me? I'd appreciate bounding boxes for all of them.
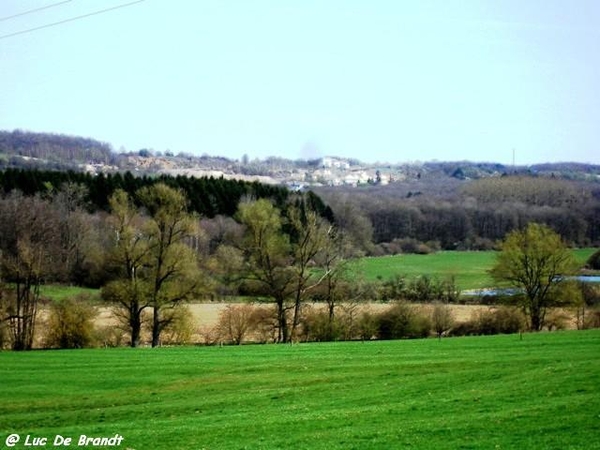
[0,174,344,349]
[0,168,304,217]
[316,175,600,253]
[0,130,114,166]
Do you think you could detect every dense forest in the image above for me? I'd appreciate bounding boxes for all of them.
[0,168,297,217]
[315,174,600,253]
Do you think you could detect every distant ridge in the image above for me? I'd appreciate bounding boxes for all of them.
[1,129,599,183]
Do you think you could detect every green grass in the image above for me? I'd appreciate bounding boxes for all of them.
[357,248,597,291]
[1,330,599,449]
[38,285,100,302]
[34,250,596,301]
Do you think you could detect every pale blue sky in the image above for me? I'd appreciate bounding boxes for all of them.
[1,0,599,164]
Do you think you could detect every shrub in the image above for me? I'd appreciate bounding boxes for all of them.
[431,302,454,338]
[584,308,600,329]
[44,295,98,349]
[586,249,600,270]
[376,238,436,256]
[299,307,340,342]
[0,317,7,349]
[356,310,379,340]
[249,305,278,343]
[95,325,127,348]
[492,306,525,333]
[0,293,7,349]
[450,307,524,337]
[381,275,460,303]
[377,302,431,340]
[216,304,255,345]
[545,309,571,331]
[160,306,196,345]
[581,284,600,307]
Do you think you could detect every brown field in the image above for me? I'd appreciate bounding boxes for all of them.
[86,301,581,347]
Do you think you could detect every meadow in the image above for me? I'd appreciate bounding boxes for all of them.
[37,249,597,302]
[1,330,599,449]
[357,248,596,290]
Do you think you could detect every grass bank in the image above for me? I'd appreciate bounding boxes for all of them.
[1,330,598,449]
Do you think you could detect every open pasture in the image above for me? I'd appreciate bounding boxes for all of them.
[357,248,596,290]
[1,330,599,449]
[36,249,597,302]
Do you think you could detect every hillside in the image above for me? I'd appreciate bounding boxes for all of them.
[1,129,599,186]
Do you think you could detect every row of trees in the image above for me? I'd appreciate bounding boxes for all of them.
[0,179,347,349]
[0,168,296,217]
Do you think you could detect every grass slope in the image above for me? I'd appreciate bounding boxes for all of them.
[1,330,599,449]
[358,248,597,290]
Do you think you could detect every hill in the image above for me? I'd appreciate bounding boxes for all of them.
[2,129,600,185]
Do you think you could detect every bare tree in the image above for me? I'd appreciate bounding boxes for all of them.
[0,193,59,349]
[431,302,454,340]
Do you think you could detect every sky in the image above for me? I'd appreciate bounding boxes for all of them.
[1,0,599,165]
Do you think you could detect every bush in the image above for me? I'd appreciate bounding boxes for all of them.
[216,304,255,345]
[581,284,600,307]
[377,302,431,340]
[44,295,98,349]
[356,310,379,340]
[299,307,340,342]
[249,305,278,343]
[431,302,454,338]
[377,238,436,256]
[450,307,524,337]
[0,293,8,349]
[160,306,196,345]
[0,317,7,349]
[586,249,600,270]
[95,325,127,348]
[584,308,600,329]
[545,309,571,331]
[381,275,460,303]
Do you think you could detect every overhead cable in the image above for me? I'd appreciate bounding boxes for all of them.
[0,0,73,22]
[0,0,146,40]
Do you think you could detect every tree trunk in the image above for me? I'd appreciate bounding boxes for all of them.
[151,306,161,347]
[130,315,141,348]
[529,300,543,331]
[276,298,289,343]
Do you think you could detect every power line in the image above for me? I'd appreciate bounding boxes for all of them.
[0,0,146,40]
[0,1,73,22]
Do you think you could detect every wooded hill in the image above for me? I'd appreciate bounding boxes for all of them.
[1,129,599,251]
[0,130,114,168]
[2,129,600,182]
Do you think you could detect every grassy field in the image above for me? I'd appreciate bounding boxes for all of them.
[35,248,597,301]
[357,248,597,290]
[1,330,599,449]
[38,285,101,302]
